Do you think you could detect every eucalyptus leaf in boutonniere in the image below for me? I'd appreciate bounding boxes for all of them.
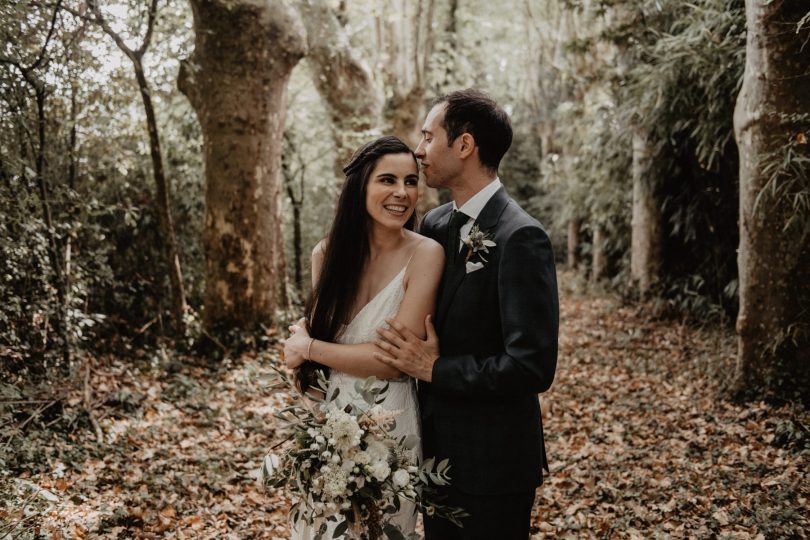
[462,224,496,263]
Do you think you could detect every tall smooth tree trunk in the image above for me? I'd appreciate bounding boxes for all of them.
[591,223,606,283]
[298,0,382,182]
[732,1,810,397]
[630,129,662,295]
[179,0,306,334]
[567,218,580,270]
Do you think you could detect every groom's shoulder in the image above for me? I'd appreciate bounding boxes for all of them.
[421,202,453,228]
[501,198,550,239]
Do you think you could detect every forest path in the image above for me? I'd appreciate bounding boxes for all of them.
[534,278,808,538]
[2,275,807,539]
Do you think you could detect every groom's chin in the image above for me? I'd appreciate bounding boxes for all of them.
[424,177,440,189]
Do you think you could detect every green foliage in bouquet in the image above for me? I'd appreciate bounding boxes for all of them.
[262,369,467,540]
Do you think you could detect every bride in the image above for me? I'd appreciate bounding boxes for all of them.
[283,136,444,538]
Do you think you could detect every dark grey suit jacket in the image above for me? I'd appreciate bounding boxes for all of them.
[418,186,559,495]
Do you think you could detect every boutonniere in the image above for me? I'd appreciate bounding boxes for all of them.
[462,224,496,263]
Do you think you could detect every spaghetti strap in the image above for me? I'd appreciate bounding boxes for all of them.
[403,238,425,272]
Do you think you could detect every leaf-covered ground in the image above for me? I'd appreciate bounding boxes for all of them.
[2,275,808,538]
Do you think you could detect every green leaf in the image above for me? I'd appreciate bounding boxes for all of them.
[383,523,407,540]
[333,520,349,537]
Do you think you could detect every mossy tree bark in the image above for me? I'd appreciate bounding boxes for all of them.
[179,0,306,335]
[732,1,810,398]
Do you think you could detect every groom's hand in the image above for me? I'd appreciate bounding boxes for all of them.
[374,315,439,382]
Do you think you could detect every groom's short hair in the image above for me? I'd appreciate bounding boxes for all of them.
[433,89,513,172]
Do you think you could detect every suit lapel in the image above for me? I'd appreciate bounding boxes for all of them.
[436,187,510,330]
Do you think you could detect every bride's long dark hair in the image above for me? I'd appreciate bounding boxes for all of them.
[296,136,418,391]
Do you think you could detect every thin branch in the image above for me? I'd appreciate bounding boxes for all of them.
[29,0,64,71]
[137,0,159,57]
[54,1,98,24]
[86,0,137,61]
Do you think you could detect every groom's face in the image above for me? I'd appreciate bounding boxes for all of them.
[415,103,462,189]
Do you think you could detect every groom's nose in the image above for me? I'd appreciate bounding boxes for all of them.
[414,141,425,158]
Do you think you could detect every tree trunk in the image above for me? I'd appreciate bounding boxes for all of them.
[591,222,606,283]
[68,80,77,190]
[567,218,580,270]
[133,59,187,330]
[290,199,303,293]
[282,133,306,296]
[179,0,306,334]
[732,1,810,398]
[630,129,662,295]
[298,0,382,181]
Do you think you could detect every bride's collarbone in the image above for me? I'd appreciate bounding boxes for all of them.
[351,258,410,313]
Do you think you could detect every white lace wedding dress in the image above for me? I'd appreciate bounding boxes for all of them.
[291,265,421,539]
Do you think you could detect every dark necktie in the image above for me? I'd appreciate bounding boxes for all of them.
[445,210,469,267]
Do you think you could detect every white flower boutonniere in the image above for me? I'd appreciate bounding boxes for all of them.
[462,224,496,263]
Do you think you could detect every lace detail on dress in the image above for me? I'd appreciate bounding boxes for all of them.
[291,265,421,539]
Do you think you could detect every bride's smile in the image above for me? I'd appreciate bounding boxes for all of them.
[364,153,419,229]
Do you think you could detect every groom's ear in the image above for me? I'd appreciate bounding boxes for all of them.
[457,132,476,159]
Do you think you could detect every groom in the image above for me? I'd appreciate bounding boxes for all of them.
[375,89,559,538]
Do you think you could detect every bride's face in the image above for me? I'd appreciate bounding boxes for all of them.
[365,153,419,230]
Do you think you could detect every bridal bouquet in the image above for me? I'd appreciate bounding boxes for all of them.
[262,369,465,539]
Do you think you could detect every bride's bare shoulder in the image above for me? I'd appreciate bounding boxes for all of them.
[405,231,443,267]
[312,239,327,261]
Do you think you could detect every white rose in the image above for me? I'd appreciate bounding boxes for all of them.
[365,440,390,463]
[369,461,391,482]
[353,450,371,465]
[392,469,410,489]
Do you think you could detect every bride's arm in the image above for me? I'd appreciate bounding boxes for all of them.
[286,239,444,379]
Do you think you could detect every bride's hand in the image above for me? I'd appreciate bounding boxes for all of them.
[284,320,312,370]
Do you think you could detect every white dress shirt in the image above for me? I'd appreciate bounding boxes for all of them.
[452,177,502,250]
